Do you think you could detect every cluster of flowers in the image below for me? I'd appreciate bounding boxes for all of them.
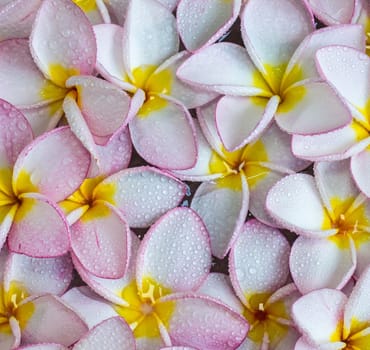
[0,0,369,349]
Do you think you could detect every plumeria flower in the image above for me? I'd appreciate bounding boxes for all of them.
[176,0,241,52]
[0,99,90,257]
[93,0,217,170]
[174,102,309,258]
[267,159,370,294]
[293,46,370,197]
[177,0,366,151]
[292,265,370,350]
[63,208,249,350]
[0,247,87,349]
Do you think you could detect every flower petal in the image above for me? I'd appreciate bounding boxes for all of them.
[290,236,356,293]
[229,219,290,305]
[351,148,370,197]
[30,0,96,86]
[294,337,320,350]
[20,295,88,346]
[95,166,186,228]
[13,126,90,202]
[190,174,249,259]
[158,293,248,350]
[176,0,241,52]
[74,317,136,350]
[71,202,130,279]
[123,0,179,75]
[292,289,347,345]
[17,344,67,350]
[129,98,197,170]
[307,0,356,24]
[136,207,211,293]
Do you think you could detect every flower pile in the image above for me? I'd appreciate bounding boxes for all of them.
[0,0,369,349]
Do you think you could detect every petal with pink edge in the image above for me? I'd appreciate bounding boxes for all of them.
[290,236,356,294]
[66,76,131,137]
[30,0,96,87]
[191,174,249,259]
[8,193,70,257]
[351,148,370,197]
[95,166,186,228]
[74,317,136,350]
[19,295,88,346]
[129,98,197,170]
[177,0,241,52]
[241,0,313,90]
[4,253,72,295]
[136,207,211,293]
[13,126,90,202]
[123,0,179,76]
[292,289,347,345]
[0,99,33,168]
[71,202,130,279]
[177,43,270,96]
[158,293,248,350]
[307,0,356,24]
[276,81,351,135]
[316,46,370,115]
[216,95,277,151]
[0,39,65,107]
[229,220,290,305]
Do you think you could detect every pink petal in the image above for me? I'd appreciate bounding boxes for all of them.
[229,219,290,305]
[123,0,179,75]
[129,98,197,170]
[276,81,352,135]
[17,344,67,350]
[66,76,131,137]
[351,148,370,197]
[74,317,136,350]
[307,0,356,24]
[158,293,248,350]
[177,43,270,96]
[95,166,186,227]
[136,207,211,293]
[241,0,313,88]
[8,193,70,257]
[13,126,90,202]
[292,289,347,345]
[71,202,130,279]
[5,253,72,295]
[30,0,96,87]
[177,0,241,52]
[20,295,88,346]
[290,236,356,294]
[191,174,249,259]
[216,95,277,151]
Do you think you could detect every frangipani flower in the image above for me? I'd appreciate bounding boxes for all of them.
[267,160,370,294]
[59,166,187,278]
[64,208,248,350]
[93,0,216,170]
[0,99,90,257]
[292,266,370,350]
[0,247,87,349]
[177,0,366,151]
[174,102,309,258]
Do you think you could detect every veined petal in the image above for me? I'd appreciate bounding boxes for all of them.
[129,97,197,170]
[307,0,357,24]
[176,0,241,52]
[66,75,131,137]
[190,174,249,259]
[20,295,88,346]
[95,166,186,228]
[177,43,271,96]
[351,148,370,197]
[292,289,347,345]
[123,0,179,77]
[157,293,248,350]
[71,202,130,279]
[8,193,70,257]
[136,207,211,294]
[13,126,90,202]
[290,236,356,293]
[229,220,290,306]
[31,0,96,87]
